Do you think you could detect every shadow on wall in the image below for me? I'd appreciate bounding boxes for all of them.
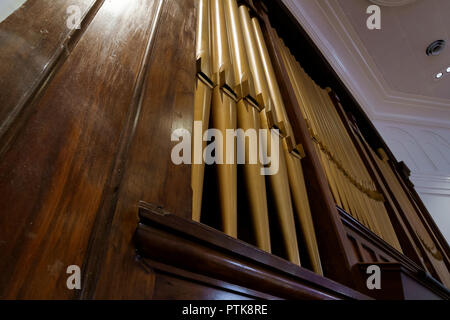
[0,0,27,23]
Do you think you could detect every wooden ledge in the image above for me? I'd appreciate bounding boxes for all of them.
[134,202,370,300]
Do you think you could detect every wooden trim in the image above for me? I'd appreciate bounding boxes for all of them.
[135,202,371,300]
[142,260,281,300]
[355,263,450,300]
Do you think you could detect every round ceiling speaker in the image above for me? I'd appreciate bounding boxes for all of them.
[426,40,446,56]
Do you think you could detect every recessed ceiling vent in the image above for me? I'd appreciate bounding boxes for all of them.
[426,40,446,56]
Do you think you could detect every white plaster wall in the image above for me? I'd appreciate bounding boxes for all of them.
[0,0,27,23]
[374,120,450,244]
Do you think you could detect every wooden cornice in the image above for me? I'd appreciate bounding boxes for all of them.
[134,202,371,300]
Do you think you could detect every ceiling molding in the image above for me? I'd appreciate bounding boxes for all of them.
[282,0,450,128]
[368,0,418,7]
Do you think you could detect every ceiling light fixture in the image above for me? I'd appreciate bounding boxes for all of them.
[447,67,450,73]
[436,72,443,79]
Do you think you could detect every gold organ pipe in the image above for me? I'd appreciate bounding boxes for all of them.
[224,0,271,252]
[238,6,278,127]
[251,17,291,137]
[211,0,234,89]
[252,14,326,271]
[317,89,384,237]
[211,86,238,237]
[280,50,343,211]
[224,0,256,101]
[315,81,381,235]
[192,0,213,222]
[192,79,213,221]
[283,141,323,274]
[196,0,212,80]
[238,9,301,265]
[236,99,271,252]
[273,36,323,274]
[297,64,361,221]
[319,88,396,242]
[194,1,419,274]
[314,85,373,229]
[211,0,238,237]
[278,37,402,250]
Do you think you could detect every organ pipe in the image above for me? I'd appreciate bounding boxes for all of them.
[211,0,238,237]
[224,0,271,252]
[192,0,213,222]
[276,37,402,252]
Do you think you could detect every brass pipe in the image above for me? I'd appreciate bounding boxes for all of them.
[211,86,238,237]
[277,34,403,253]
[275,38,323,274]
[263,117,301,265]
[235,12,300,264]
[224,0,256,101]
[283,139,323,274]
[223,0,271,251]
[280,53,343,211]
[252,16,291,137]
[211,0,234,89]
[192,78,213,221]
[211,0,237,237]
[239,6,270,110]
[192,0,213,222]
[250,11,306,264]
[236,99,271,252]
[196,0,212,81]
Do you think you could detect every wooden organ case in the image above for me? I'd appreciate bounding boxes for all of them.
[0,0,448,300]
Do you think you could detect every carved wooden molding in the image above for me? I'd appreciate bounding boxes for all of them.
[134,202,370,300]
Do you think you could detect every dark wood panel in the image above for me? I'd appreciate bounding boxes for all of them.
[0,0,162,299]
[146,260,279,300]
[0,0,101,140]
[152,273,254,300]
[84,0,197,299]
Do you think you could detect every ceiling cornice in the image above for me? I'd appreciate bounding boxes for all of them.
[282,0,450,129]
[368,0,418,7]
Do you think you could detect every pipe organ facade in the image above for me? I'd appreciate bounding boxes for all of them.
[0,0,448,300]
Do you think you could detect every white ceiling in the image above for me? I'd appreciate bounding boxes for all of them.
[338,0,450,100]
